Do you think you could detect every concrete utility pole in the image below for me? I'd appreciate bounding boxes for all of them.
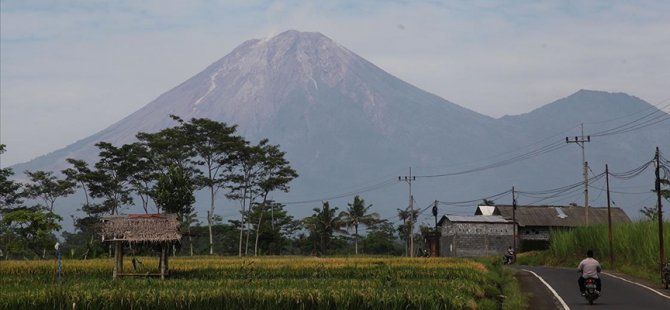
[399,168,416,257]
[566,124,591,225]
[606,164,614,268]
[655,147,665,276]
[512,186,517,260]
[432,200,439,231]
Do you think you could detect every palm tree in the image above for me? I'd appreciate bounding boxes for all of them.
[303,201,345,254]
[181,211,199,256]
[340,196,379,254]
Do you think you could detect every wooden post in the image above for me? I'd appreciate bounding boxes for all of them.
[165,243,170,277]
[113,241,123,279]
[160,244,167,280]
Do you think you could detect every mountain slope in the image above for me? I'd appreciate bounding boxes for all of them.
[9,31,669,222]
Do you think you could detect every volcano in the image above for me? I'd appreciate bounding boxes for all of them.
[11,30,669,221]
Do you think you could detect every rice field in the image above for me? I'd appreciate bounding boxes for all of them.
[0,256,519,309]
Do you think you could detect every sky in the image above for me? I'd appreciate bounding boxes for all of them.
[2,0,669,167]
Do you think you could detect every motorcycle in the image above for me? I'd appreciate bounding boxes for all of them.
[583,278,600,305]
[502,254,513,265]
[662,263,670,289]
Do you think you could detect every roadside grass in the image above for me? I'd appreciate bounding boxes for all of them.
[516,220,670,283]
[477,257,528,310]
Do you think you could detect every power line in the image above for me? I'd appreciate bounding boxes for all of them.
[280,178,398,205]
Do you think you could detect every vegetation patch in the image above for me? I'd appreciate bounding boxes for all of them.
[516,220,670,282]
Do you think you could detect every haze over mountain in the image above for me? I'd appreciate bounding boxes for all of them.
[10,30,669,225]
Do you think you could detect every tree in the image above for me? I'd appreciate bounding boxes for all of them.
[479,199,495,206]
[23,170,75,213]
[0,144,25,258]
[87,142,135,215]
[174,116,243,255]
[340,195,379,254]
[1,205,62,258]
[62,158,93,206]
[303,201,346,254]
[361,220,403,255]
[397,208,418,256]
[181,210,199,256]
[0,145,22,210]
[640,206,659,221]
[252,143,298,256]
[121,142,156,214]
[246,201,299,255]
[154,164,195,216]
[227,140,265,256]
[61,158,107,259]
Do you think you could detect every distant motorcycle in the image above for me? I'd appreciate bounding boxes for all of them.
[662,263,670,289]
[582,278,600,305]
[502,254,513,265]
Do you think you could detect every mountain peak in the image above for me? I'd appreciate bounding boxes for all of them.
[268,30,330,43]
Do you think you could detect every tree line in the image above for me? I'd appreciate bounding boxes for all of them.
[1,116,424,259]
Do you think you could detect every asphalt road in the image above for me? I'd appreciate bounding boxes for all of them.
[517,266,670,309]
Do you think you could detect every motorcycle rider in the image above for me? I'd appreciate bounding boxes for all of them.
[504,246,514,264]
[578,249,602,295]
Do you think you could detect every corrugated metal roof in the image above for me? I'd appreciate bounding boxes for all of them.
[443,215,512,223]
[493,205,631,227]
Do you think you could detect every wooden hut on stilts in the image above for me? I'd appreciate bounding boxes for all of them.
[99,214,181,280]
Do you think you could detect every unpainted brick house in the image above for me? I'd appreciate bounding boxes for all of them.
[438,215,514,257]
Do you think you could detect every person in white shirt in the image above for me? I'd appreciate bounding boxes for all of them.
[577,249,602,294]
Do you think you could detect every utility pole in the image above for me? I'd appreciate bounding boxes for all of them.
[399,168,416,257]
[512,186,517,261]
[566,123,591,225]
[432,200,439,231]
[606,164,614,268]
[655,147,665,276]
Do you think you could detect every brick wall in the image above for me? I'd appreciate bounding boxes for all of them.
[439,221,515,257]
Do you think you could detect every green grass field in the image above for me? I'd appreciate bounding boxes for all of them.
[0,255,524,310]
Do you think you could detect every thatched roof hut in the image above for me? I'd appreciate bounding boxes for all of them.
[99,214,181,279]
[99,214,181,243]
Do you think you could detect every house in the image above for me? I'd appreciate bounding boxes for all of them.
[479,205,631,250]
[437,215,514,257]
[98,213,181,279]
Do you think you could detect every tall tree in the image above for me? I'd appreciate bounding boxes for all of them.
[62,158,93,207]
[252,142,298,256]
[303,201,346,254]
[173,116,243,255]
[121,142,156,214]
[0,145,23,212]
[0,144,25,258]
[23,170,75,213]
[87,142,135,215]
[340,195,379,254]
[227,140,266,256]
